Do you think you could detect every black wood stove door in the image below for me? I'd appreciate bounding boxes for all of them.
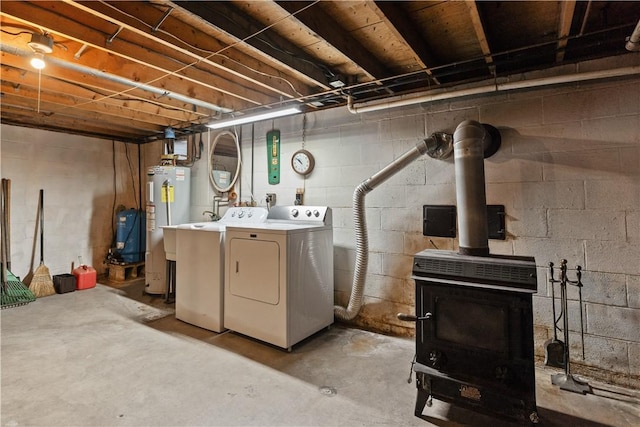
[413,279,538,423]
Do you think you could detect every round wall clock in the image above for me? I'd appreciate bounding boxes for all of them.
[291,149,315,176]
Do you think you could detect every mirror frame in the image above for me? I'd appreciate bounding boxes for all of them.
[209,130,241,193]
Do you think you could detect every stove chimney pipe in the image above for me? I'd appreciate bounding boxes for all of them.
[453,120,499,256]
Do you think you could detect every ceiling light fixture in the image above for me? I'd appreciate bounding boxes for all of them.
[28,33,54,70]
[30,53,46,70]
[28,33,54,54]
[206,106,302,129]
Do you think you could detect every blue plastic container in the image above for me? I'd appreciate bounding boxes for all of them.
[116,209,145,263]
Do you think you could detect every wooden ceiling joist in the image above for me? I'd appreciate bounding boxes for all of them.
[176,1,333,90]
[277,1,392,82]
[371,1,440,84]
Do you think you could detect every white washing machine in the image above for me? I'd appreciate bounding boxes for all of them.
[224,206,333,350]
[175,207,268,332]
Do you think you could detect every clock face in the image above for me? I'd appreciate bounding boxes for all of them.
[291,149,315,175]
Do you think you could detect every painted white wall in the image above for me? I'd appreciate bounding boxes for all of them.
[0,126,141,277]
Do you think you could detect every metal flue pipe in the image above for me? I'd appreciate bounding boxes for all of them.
[453,120,492,256]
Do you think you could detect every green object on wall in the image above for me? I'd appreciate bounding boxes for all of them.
[267,130,280,185]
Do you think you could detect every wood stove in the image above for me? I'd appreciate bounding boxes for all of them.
[407,249,539,423]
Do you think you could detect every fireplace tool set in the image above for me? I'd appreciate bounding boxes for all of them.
[545,259,592,394]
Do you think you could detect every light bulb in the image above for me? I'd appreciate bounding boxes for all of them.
[30,53,46,70]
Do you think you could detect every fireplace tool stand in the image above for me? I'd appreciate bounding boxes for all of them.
[549,260,592,394]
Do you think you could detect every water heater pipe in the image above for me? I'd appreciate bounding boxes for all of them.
[334,139,430,321]
[347,65,640,114]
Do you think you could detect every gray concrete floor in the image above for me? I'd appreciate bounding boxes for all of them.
[2,281,639,427]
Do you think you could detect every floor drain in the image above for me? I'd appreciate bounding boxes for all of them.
[319,386,337,396]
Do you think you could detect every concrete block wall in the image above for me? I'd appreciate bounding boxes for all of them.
[3,56,637,389]
[0,125,141,277]
[230,65,639,388]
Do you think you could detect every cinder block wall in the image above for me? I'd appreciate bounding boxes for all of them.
[235,61,639,388]
[3,56,637,389]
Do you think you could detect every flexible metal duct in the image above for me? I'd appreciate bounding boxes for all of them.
[453,120,492,256]
[335,122,498,320]
[334,139,430,321]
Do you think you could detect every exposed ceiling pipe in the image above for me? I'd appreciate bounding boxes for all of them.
[0,43,232,114]
[626,19,640,51]
[347,65,640,114]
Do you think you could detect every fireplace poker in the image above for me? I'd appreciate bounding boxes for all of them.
[573,266,585,360]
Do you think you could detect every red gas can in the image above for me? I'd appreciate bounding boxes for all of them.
[73,264,97,290]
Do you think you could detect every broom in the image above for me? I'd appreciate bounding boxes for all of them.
[29,189,55,297]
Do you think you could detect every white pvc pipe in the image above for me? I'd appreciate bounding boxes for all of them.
[626,19,640,51]
[348,66,640,114]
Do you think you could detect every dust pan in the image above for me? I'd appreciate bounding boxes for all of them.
[29,189,55,297]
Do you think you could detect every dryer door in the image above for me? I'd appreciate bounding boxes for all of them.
[228,238,280,305]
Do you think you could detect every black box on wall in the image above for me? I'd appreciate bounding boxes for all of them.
[423,205,505,240]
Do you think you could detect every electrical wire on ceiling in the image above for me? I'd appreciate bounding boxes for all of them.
[98,1,306,98]
[216,16,640,116]
[67,0,322,117]
[59,78,200,113]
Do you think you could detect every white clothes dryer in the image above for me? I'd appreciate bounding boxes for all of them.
[224,206,333,350]
[175,207,268,332]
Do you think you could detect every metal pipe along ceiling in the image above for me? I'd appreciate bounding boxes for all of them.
[347,65,640,114]
[0,43,232,114]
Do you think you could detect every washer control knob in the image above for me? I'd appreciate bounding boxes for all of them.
[247,211,253,218]
[305,210,312,217]
[313,210,320,217]
[238,210,245,218]
[291,209,299,217]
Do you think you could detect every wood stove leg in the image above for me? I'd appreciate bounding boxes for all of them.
[414,374,433,420]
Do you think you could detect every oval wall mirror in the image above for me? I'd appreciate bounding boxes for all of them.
[209,130,241,193]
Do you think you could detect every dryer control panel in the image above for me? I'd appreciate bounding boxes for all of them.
[267,206,332,225]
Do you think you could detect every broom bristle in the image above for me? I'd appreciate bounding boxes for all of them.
[29,264,56,297]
